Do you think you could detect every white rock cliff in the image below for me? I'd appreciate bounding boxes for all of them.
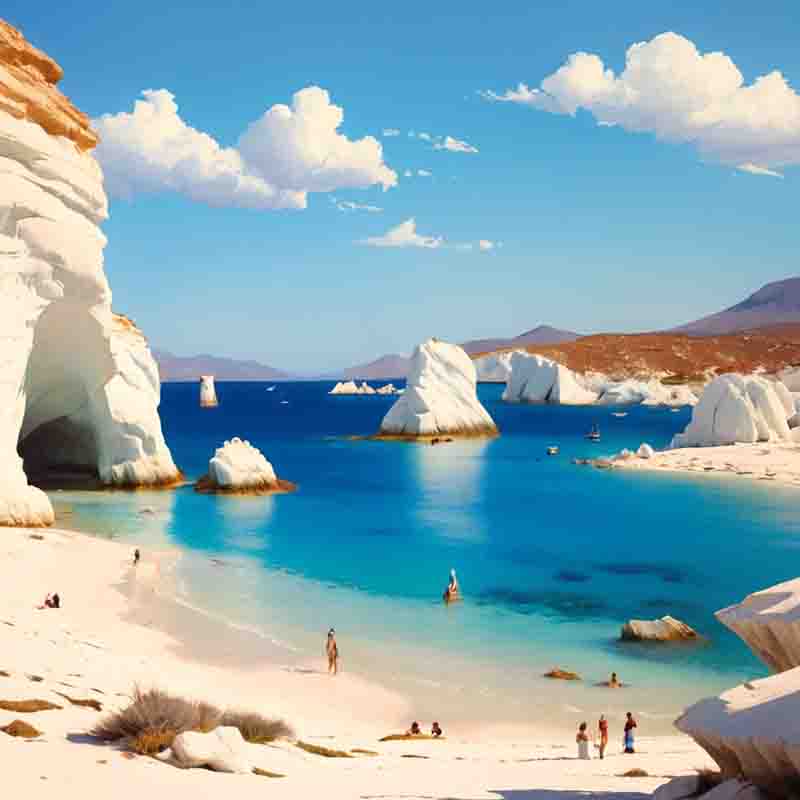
[0,21,179,525]
[379,338,497,438]
[502,352,598,405]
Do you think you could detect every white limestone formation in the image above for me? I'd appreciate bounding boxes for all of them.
[0,26,179,524]
[379,338,497,438]
[161,727,252,774]
[671,374,796,448]
[199,375,219,407]
[502,352,598,405]
[473,350,520,383]
[197,437,280,493]
[328,380,399,395]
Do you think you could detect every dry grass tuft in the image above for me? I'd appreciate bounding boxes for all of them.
[27,675,44,682]
[55,692,103,711]
[296,740,354,758]
[1,719,42,738]
[402,754,430,759]
[29,533,45,541]
[253,767,286,778]
[695,769,724,793]
[0,670,10,678]
[220,709,293,744]
[379,733,442,742]
[131,729,177,755]
[0,699,61,713]
[91,687,221,741]
[619,768,649,778]
[351,748,379,756]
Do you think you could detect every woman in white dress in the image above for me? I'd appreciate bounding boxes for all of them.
[576,722,591,759]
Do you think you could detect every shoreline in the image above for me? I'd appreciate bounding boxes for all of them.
[0,523,715,798]
[611,441,800,489]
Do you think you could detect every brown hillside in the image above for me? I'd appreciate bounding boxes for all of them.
[477,324,800,380]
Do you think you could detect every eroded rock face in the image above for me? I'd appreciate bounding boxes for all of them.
[621,616,699,642]
[379,339,497,438]
[502,352,598,405]
[671,374,795,448]
[716,578,800,674]
[0,20,179,524]
[195,437,295,494]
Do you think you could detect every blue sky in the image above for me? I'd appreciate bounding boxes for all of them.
[6,1,800,371]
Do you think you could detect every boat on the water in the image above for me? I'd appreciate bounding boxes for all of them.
[611,412,627,418]
[586,424,601,442]
[547,446,559,456]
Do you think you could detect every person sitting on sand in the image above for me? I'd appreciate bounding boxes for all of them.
[326,628,339,675]
[576,722,591,760]
[608,672,622,688]
[39,592,60,609]
[133,548,140,565]
[623,712,637,753]
[406,721,422,736]
[431,721,442,737]
[444,568,460,603]
[598,714,608,759]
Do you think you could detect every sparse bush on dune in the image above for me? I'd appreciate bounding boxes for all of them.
[91,686,292,757]
[219,710,293,743]
[91,687,222,742]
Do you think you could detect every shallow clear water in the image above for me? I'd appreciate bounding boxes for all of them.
[51,381,800,732]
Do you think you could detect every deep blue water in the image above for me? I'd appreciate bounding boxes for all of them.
[52,381,800,730]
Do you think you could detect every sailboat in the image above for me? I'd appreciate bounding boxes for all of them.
[585,423,601,442]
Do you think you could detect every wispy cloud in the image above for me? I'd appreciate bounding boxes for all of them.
[382,128,401,137]
[433,135,479,154]
[358,218,442,249]
[482,31,800,173]
[93,87,397,210]
[737,163,784,179]
[331,197,384,212]
[417,169,432,177]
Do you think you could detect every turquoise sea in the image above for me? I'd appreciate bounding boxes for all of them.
[50,382,800,733]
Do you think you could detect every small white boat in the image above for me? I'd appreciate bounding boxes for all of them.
[266,385,276,392]
[280,400,289,405]
[670,408,681,413]
[586,424,601,442]
[547,446,559,456]
[611,412,627,418]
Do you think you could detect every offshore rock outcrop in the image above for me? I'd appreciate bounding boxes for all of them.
[0,20,179,525]
[195,438,296,495]
[378,339,497,439]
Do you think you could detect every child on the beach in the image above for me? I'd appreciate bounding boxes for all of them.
[431,721,442,737]
[576,722,591,759]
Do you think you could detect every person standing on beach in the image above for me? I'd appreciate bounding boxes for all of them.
[598,714,608,759]
[326,628,339,675]
[576,722,591,759]
[623,712,637,753]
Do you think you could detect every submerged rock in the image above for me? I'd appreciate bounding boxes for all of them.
[196,438,295,495]
[621,616,699,642]
[377,338,497,439]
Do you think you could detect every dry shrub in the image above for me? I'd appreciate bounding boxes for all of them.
[296,740,353,758]
[0,670,10,678]
[27,675,44,683]
[220,709,293,743]
[379,733,441,742]
[131,729,177,755]
[55,692,102,711]
[91,687,221,741]
[253,767,286,778]
[1,719,42,738]
[619,768,649,778]
[0,699,61,712]
[695,769,724,793]
[351,748,379,756]
[402,754,430,759]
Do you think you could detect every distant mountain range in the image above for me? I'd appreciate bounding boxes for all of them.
[154,278,800,382]
[153,350,293,382]
[674,277,800,336]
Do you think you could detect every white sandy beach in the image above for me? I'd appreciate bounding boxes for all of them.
[0,525,715,799]
[614,442,800,488]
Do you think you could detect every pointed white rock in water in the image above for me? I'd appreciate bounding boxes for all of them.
[199,375,219,407]
[671,374,794,448]
[379,338,497,437]
[0,26,179,523]
[716,577,800,673]
[502,352,598,405]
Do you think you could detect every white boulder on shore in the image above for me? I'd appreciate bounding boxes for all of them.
[502,352,598,405]
[379,338,497,437]
[200,375,219,407]
[671,374,796,448]
[160,727,252,774]
[0,25,179,525]
[203,438,277,490]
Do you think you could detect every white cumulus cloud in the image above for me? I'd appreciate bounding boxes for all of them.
[434,135,479,153]
[482,31,800,172]
[94,87,397,210]
[358,218,442,249]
